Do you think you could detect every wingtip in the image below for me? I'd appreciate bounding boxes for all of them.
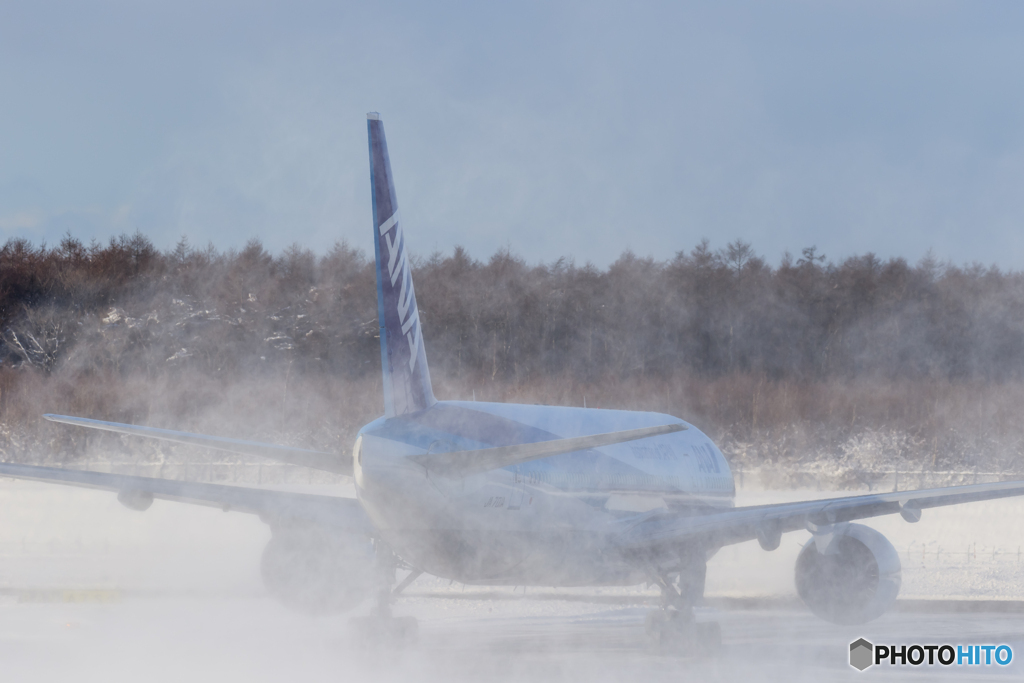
[43,414,83,425]
[367,111,380,120]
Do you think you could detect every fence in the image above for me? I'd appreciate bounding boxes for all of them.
[733,468,1024,492]
[900,543,1024,567]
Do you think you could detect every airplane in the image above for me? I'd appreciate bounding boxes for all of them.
[3,112,1024,650]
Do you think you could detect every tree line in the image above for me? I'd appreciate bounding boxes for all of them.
[2,233,1021,385]
[1,232,1023,474]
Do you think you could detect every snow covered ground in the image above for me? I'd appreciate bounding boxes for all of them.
[1,593,1022,682]
[1,479,1022,601]
[1,478,1023,682]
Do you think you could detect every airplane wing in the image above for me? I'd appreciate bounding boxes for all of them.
[623,479,1024,552]
[0,462,371,533]
[43,414,352,476]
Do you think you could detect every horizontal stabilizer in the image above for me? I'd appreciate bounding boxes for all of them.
[411,423,686,478]
[44,414,352,477]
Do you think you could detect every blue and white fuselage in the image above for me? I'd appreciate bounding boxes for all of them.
[354,401,733,586]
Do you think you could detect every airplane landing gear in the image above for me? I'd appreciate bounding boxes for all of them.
[645,559,721,656]
[350,542,420,644]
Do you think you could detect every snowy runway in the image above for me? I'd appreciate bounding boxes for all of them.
[2,479,1024,681]
[1,595,1022,682]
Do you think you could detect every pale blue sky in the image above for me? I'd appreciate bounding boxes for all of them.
[2,1,1024,267]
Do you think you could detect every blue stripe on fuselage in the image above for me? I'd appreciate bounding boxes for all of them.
[362,400,706,493]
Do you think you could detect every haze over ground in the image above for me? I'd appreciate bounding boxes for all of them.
[3,2,1024,267]
[2,480,1022,682]
[4,5,1024,680]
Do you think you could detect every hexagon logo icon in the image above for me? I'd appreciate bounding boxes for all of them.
[850,638,874,671]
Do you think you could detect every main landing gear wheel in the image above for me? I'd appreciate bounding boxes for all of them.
[349,542,421,646]
[645,610,721,656]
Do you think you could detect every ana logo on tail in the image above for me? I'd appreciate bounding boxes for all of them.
[378,210,422,372]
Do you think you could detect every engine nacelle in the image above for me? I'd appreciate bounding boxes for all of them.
[261,522,376,615]
[795,523,901,625]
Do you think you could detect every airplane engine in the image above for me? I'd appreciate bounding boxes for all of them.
[260,522,376,615]
[794,523,901,625]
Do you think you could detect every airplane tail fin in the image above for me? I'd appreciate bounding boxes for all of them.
[367,113,436,417]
